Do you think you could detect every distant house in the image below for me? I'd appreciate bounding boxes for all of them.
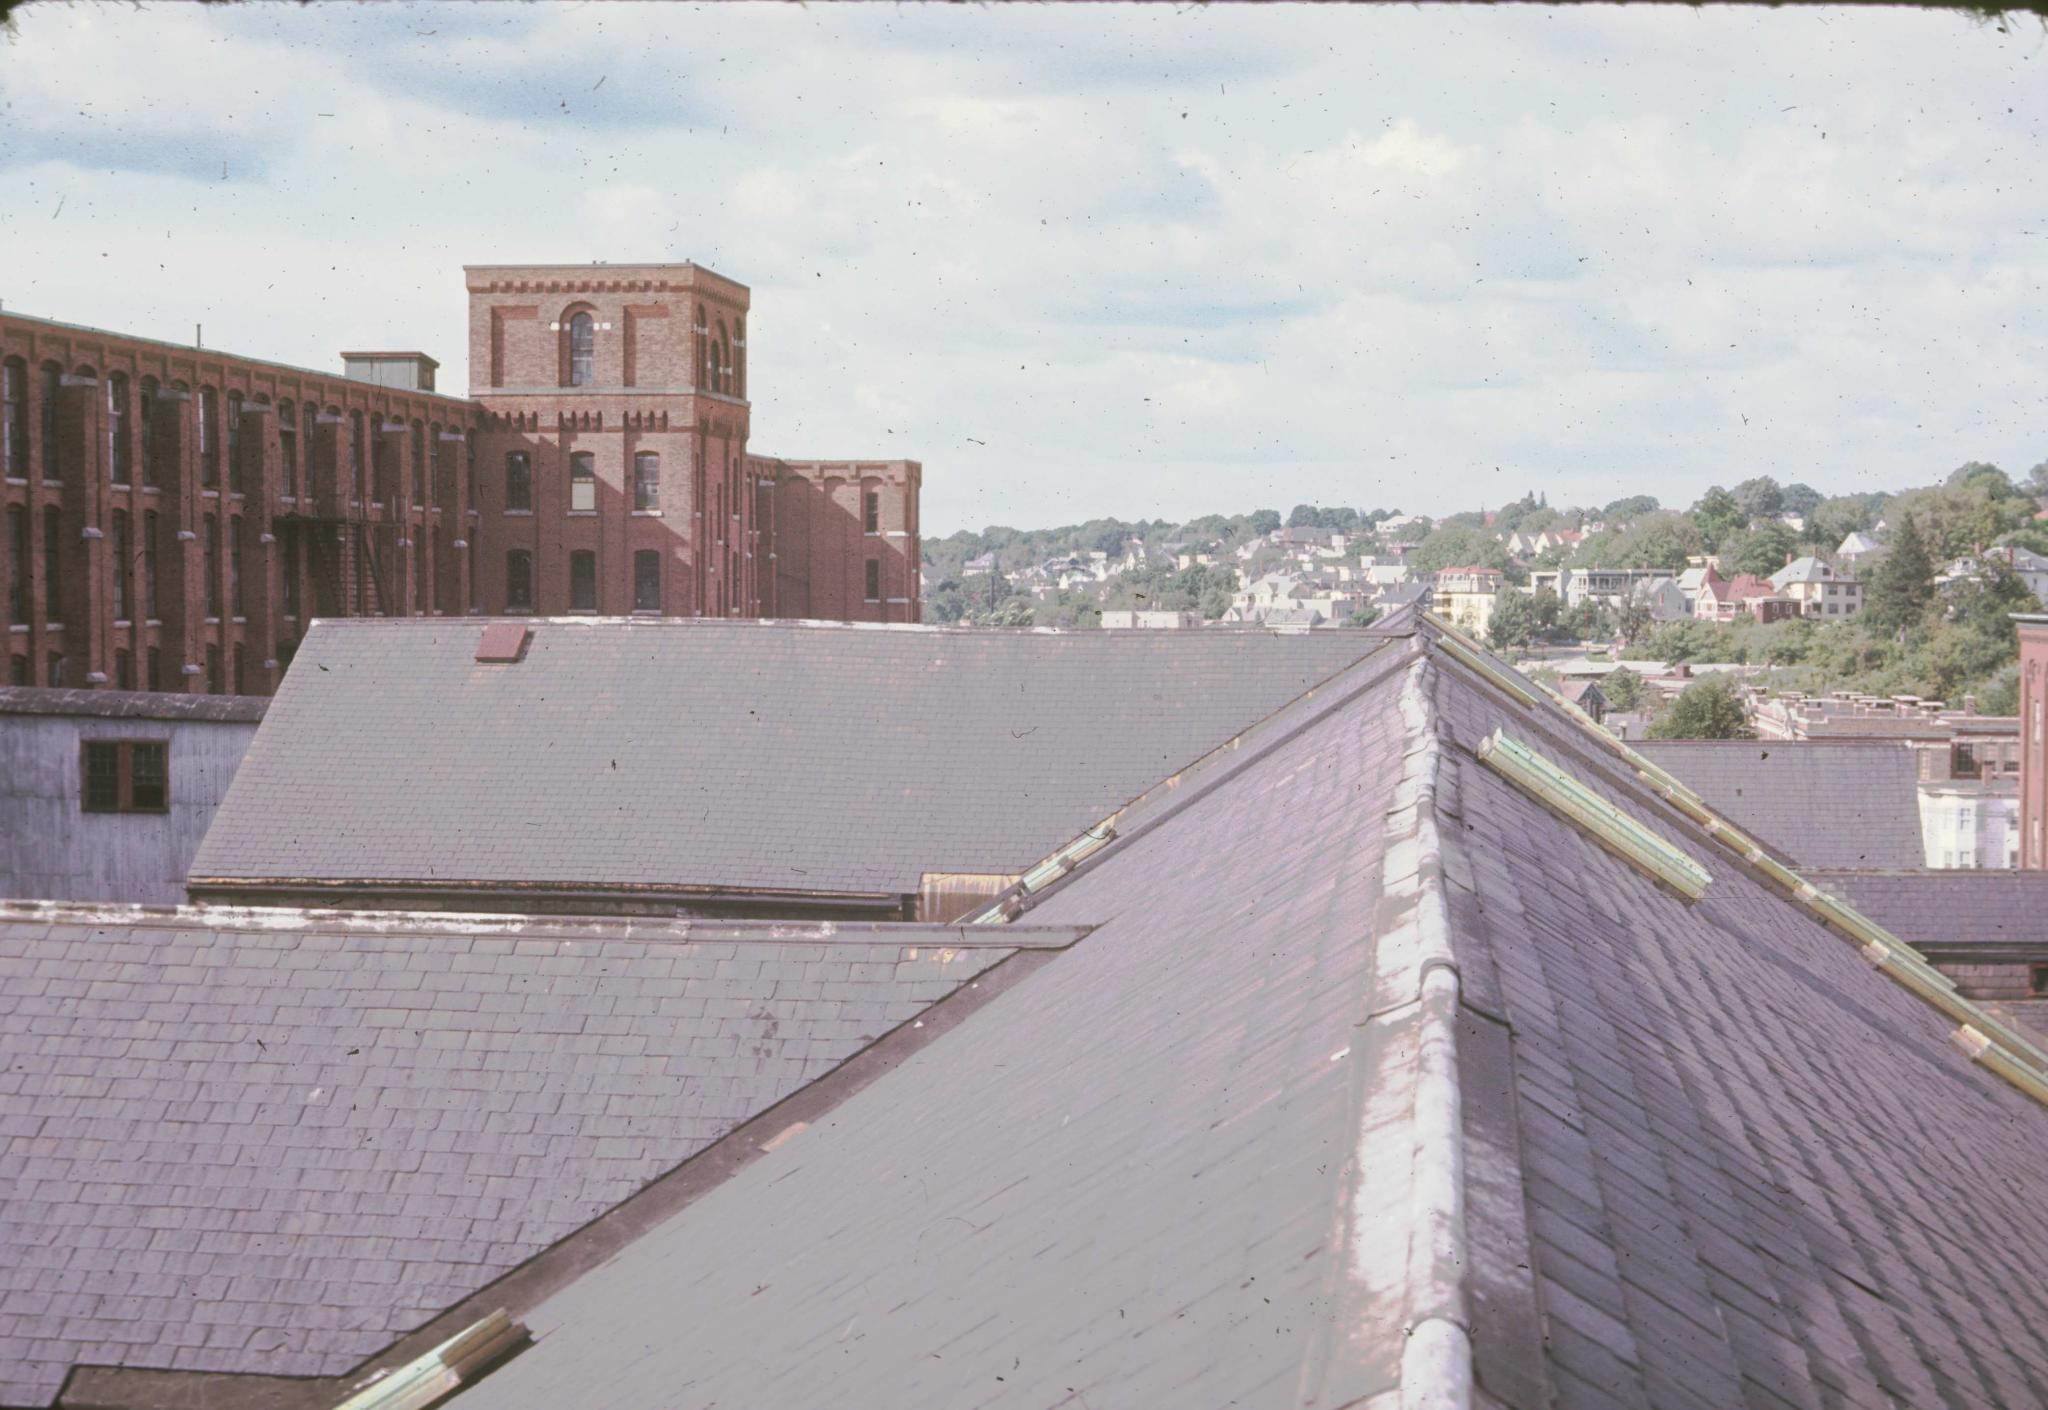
[961,551,998,577]
[1431,565,1504,636]
[1769,556,1864,619]
[1936,546,2048,606]
[1694,568,1797,623]
[1559,679,1611,723]
[1631,577,1691,622]
[1838,530,1882,570]
[1675,565,1712,613]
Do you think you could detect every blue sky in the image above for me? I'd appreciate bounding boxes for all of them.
[2,4,2044,534]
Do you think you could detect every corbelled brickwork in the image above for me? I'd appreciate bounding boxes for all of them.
[0,261,921,693]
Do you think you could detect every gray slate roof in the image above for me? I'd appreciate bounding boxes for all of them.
[191,619,1388,898]
[451,627,2048,1410]
[0,906,1019,1407]
[1635,738,1926,869]
[1805,869,2048,951]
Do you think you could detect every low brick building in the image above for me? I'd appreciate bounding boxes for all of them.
[0,261,919,694]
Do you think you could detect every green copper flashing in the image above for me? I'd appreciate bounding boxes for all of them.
[1478,729,1712,901]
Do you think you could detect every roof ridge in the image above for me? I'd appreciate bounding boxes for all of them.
[1312,654,1484,1410]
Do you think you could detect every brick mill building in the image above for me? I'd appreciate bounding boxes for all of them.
[0,261,921,694]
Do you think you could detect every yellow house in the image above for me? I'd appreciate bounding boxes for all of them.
[1432,566,1504,636]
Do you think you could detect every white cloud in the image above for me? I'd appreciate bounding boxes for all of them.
[1,3,2043,535]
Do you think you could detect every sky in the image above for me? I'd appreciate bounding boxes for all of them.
[2,4,2045,537]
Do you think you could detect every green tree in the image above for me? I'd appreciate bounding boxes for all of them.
[1580,511,1700,571]
[1603,666,1646,711]
[1530,587,1563,633]
[1602,494,1660,520]
[2026,460,2048,496]
[1725,522,1800,578]
[1865,512,1936,631]
[1780,482,1824,519]
[1616,600,1652,646]
[1246,509,1282,536]
[1411,523,1510,573]
[1732,476,1785,521]
[1648,676,1753,740]
[1488,588,1537,650]
[1691,486,1745,550]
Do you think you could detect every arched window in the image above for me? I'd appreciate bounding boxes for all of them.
[107,373,131,484]
[277,398,297,496]
[695,304,709,387]
[633,452,659,511]
[714,320,729,394]
[732,318,745,399]
[198,386,219,487]
[1,359,26,478]
[568,312,595,387]
[39,363,61,483]
[7,507,28,626]
[138,377,161,487]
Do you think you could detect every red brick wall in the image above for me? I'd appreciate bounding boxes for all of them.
[2022,621,2048,869]
[2,311,479,696]
[750,457,921,624]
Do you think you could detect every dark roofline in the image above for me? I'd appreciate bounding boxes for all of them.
[0,309,477,410]
[43,920,1071,1410]
[0,686,268,724]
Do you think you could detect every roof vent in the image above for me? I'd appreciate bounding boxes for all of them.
[476,624,532,663]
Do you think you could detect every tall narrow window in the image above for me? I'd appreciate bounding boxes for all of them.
[112,510,131,622]
[278,399,297,496]
[466,433,477,512]
[569,549,597,612]
[864,489,880,534]
[428,424,442,507]
[108,373,130,484]
[46,652,64,687]
[42,505,63,624]
[2,358,27,478]
[139,377,162,487]
[39,363,61,483]
[9,655,27,686]
[506,549,533,611]
[226,392,244,492]
[568,312,594,387]
[570,451,596,512]
[733,318,745,398]
[206,644,222,694]
[232,645,246,695]
[372,421,394,504]
[349,411,366,501]
[198,386,219,486]
[6,507,26,625]
[281,530,299,617]
[411,423,426,507]
[865,558,881,603]
[634,549,661,612]
[145,647,160,692]
[229,515,245,617]
[115,650,133,691]
[303,403,319,498]
[142,510,159,620]
[414,537,426,611]
[634,452,659,511]
[506,451,532,511]
[204,514,221,618]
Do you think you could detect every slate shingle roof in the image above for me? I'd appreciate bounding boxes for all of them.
[1634,738,1926,869]
[191,619,1389,899]
[451,624,2048,1410]
[1804,869,2048,950]
[0,906,1027,1407]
